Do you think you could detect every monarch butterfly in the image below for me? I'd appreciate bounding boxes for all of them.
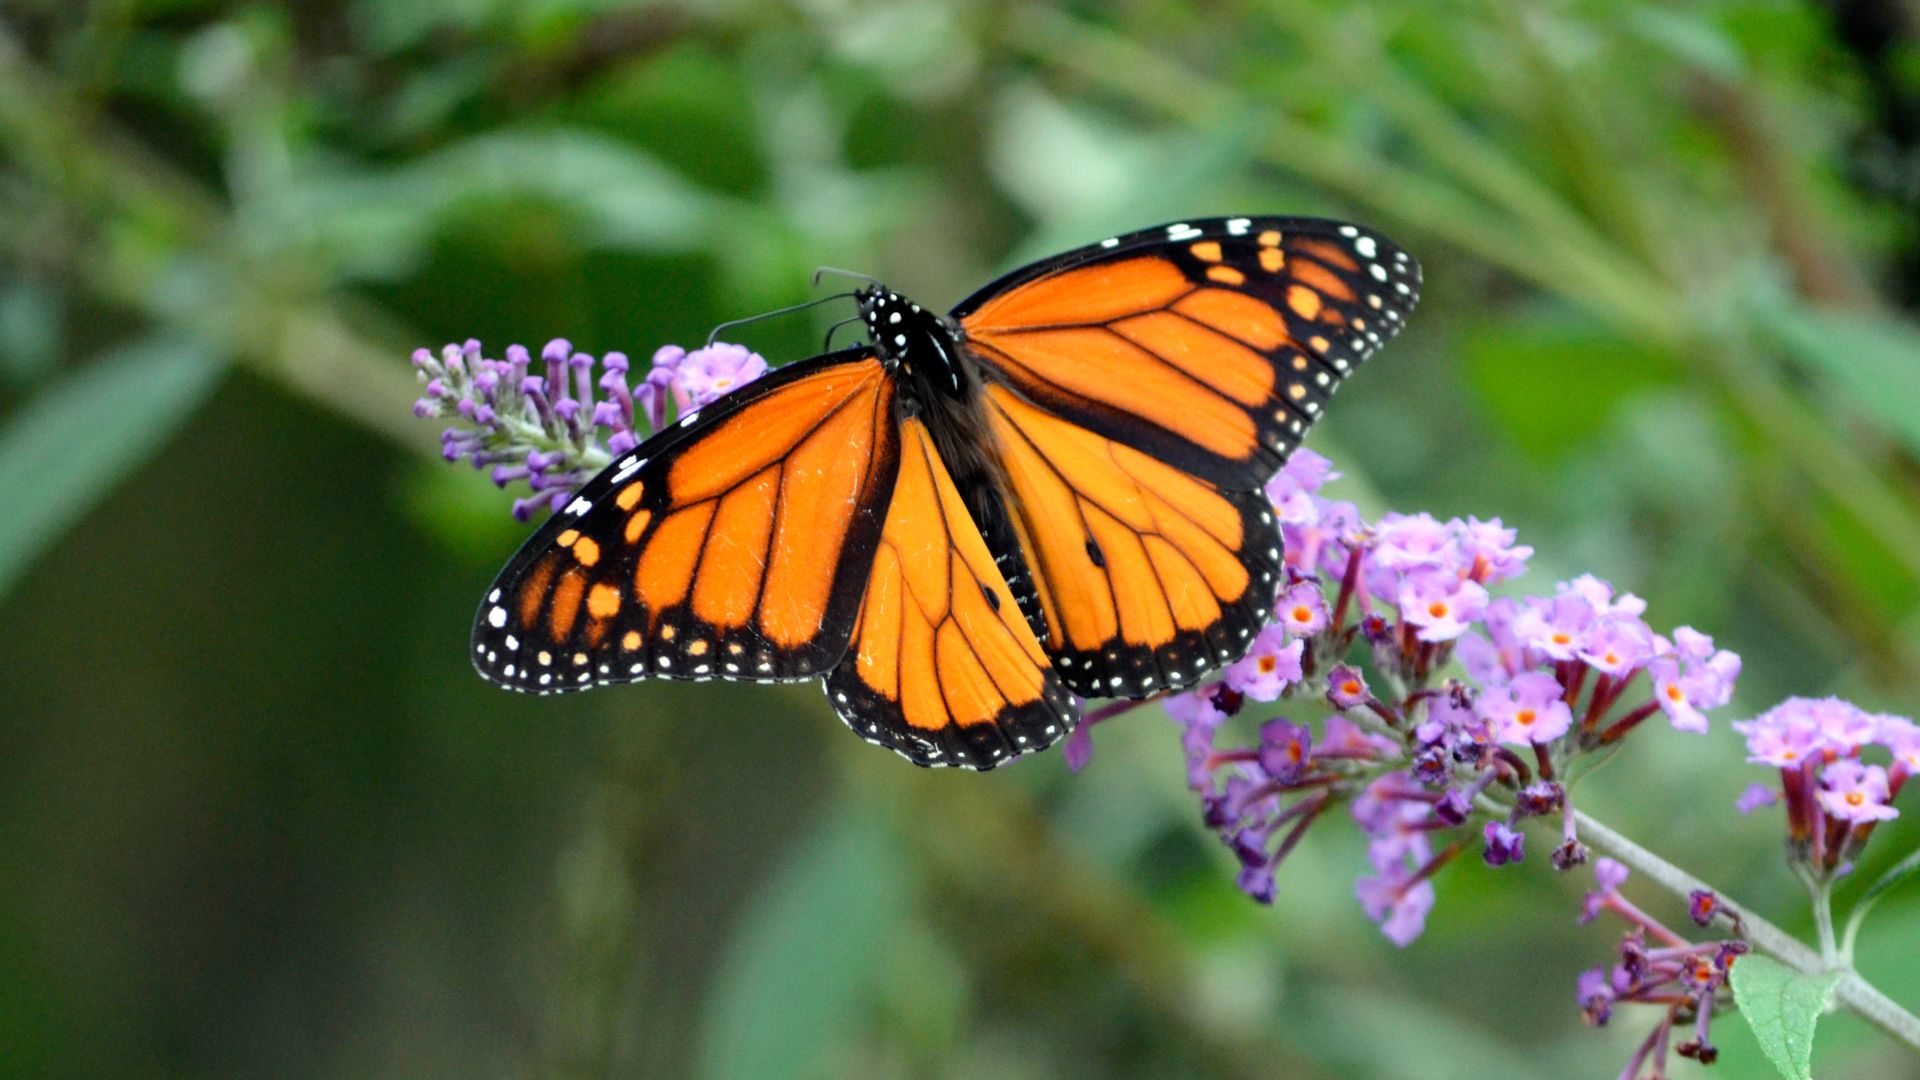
[472,216,1420,769]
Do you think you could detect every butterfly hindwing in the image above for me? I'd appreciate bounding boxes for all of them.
[825,417,1078,769]
[472,348,900,691]
[955,216,1420,490]
[980,384,1282,699]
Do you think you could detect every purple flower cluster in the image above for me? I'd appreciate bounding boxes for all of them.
[412,338,767,519]
[1095,449,1750,947]
[1575,859,1747,1074]
[1732,697,1913,874]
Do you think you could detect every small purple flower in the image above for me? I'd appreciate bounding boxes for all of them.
[1320,715,1399,759]
[1577,968,1614,1026]
[1483,820,1525,866]
[1237,862,1278,905]
[1577,613,1655,677]
[675,343,768,411]
[1397,571,1488,643]
[1817,760,1898,823]
[1513,781,1566,818]
[1882,715,1920,774]
[1265,447,1337,523]
[1458,597,1528,684]
[1734,696,1879,767]
[1479,671,1573,746]
[1735,782,1779,814]
[1511,593,1592,662]
[1687,889,1719,927]
[1326,664,1371,710]
[1273,581,1330,637]
[1733,703,1823,767]
[1456,516,1532,584]
[1165,688,1229,790]
[633,346,679,429]
[1565,574,1646,617]
[1371,512,1459,577]
[1579,857,1629,924]
[1222,626,1304,702]
[1257,719,1313,783]
[1355,869,1437,947]
[1648,658,1707,733]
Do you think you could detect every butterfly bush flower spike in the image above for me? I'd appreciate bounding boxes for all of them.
[1133,449,1755,961]
[1571,858,1747,1074]
[413,338,768,519]
[1731,696,1910,875]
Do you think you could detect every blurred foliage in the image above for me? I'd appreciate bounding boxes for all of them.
[3,0,1920,1077]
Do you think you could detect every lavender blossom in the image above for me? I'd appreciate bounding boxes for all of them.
[413,337,768,520]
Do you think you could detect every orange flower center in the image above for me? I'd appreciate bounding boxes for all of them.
[1257,656,1277,674]
[1427,602,1449,618]
[1341,680,1361,696]
[1551,632,1571,645]
[1666,684,1684,702]
[1846,791,1865,807]
[1291,605,1313,623]
[1516,708,1536,727]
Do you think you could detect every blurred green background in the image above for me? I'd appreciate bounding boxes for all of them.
[4,1,1919,1077]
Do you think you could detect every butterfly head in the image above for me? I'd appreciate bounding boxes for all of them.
[857,285,967,396]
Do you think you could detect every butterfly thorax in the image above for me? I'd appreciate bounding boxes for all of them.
[855,283,1048,642]
[858,285,971,402]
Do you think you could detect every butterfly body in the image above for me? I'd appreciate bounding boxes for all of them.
[474,216,1421,769]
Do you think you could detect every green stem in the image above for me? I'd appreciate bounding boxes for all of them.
[1573,808,1920,1054]
[1807,868,1840,968]
[1841,843,1920,963]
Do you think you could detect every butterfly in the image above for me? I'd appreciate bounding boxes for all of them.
[472,216,1420,769]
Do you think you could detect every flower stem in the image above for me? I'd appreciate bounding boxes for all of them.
[1572,808,1920,1054]
[1808,870,1840,967]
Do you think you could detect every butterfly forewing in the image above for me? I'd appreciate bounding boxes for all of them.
[949,216,1418,699]
[472,348,900,691]
[954,216,1420,490]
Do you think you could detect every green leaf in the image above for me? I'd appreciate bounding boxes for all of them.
[1730,953,1843,1080]
[0,337,224,600]
[697,804,906,1080]
[1757,302,1920,460]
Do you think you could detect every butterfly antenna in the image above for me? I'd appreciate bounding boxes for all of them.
[705,292,854,348]
[812,266,882,289]
[822,314,864,351]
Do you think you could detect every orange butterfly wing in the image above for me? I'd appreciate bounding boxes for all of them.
[981,383,1279,698]
[825,417,1076,768]
[956,217,1419,489]
[473,349,900,690]
[952,217,1420,696]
